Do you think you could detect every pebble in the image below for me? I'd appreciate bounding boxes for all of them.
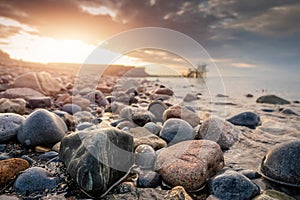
[183,93,198,102]
[28,97,51,109]
[131,110,154,126]
[143,122,162,135]
[76,122,94,130]
[13,71,62,95]
[73,111,95,123]
[83,90,108,107]
[153,87,174,96]
[160,118,194,146]
[62,103,82,114]
[155,140,224,191]
[35,146,51,153]
[148,101,168,122]
[253,190,295,200]
[59,128,134,196]
[246,94,254,98]
[129,127,167,150]
[116,120,136,129]
[256,94,290,105]
[227,111,261,129]
[38,151,59,161]
[209,170,260,200]
[0,113,25,143]
[280,108,300,116]
[0,87,45,100]
[14,167,61,195]
[0,98,26,114]
[137,170,161,188]
[196,117,240,149]
[163,105,200,127]
[165,186,193,200]
[17,109,67,146]
[0,158,30,185]
[135,144,156,170]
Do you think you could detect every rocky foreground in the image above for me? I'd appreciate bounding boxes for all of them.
[0,66,300,199]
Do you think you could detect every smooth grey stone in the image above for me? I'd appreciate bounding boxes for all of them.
[17,109,67,146]
[62,103,82,114]
[14,167,61,195]
[227,111,261,129]
[137,170,161,188]
[0,113,25,143]
[256,95,290,105]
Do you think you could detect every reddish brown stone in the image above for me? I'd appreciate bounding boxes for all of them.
[0,158,30,185]
[155,140,224,191]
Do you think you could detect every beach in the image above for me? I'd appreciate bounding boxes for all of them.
[0,62,300,200]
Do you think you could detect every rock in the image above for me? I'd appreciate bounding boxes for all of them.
[0,158,30,185]
[97,86,112,94]
[0,88,45,100]
[196,117,240,149]
[240,170,261,179]
[38,151,58,161]
[153,87,174,96]
[120,106,136,120]
[280,108,300,116]
[104,188,167,199]
[227,111,261,129]
[216,94,229,98]
[137,170,161,188]
[83,90,108,107]
[17,109,67,146]
[163,105,200,127]
[130,127,167,150]
[148,101,168,122]
[14,167,61,195]
[143,122,161,135]
[253,190,295,200]
[59,128,134,196]
[64,96,90,109]
[13,72,62,95]
[51,142,61,152]
[165,186,193,200]
[135,144,156,170]
[259,140,300,187]
[35,146,51,153]
[62,103,82,114]
[28,97,51,109]
[61,113,76,131]
[246,94,254,98]
[131,110,154,126]
[155,140,224,191]
[183,93,198,102]
[256,95,290,105]
[0,113,25,143]
[209,170,260,200]
[160,118,194,146]
[116,120,136,129]
[76,122,94,131]
[73,111,95,123]
[0,98,26,114]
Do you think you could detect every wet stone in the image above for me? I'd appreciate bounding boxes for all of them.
[227,111,261,129]
[148,101,168,123]
[256,95,290,105]
[209,170,260,200]
[259,140,300,187]
[28,97,51,109]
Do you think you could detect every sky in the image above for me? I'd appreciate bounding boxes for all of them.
[0,0,299,77]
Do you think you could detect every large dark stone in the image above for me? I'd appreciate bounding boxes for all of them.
[209,170,260,200]
[59,128,134,196]
[256,95,290,105]
[227,111,261,129]
[17,109,67,146]
[259,140,300,187]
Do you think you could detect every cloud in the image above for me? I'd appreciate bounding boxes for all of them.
[231,62,257,68]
